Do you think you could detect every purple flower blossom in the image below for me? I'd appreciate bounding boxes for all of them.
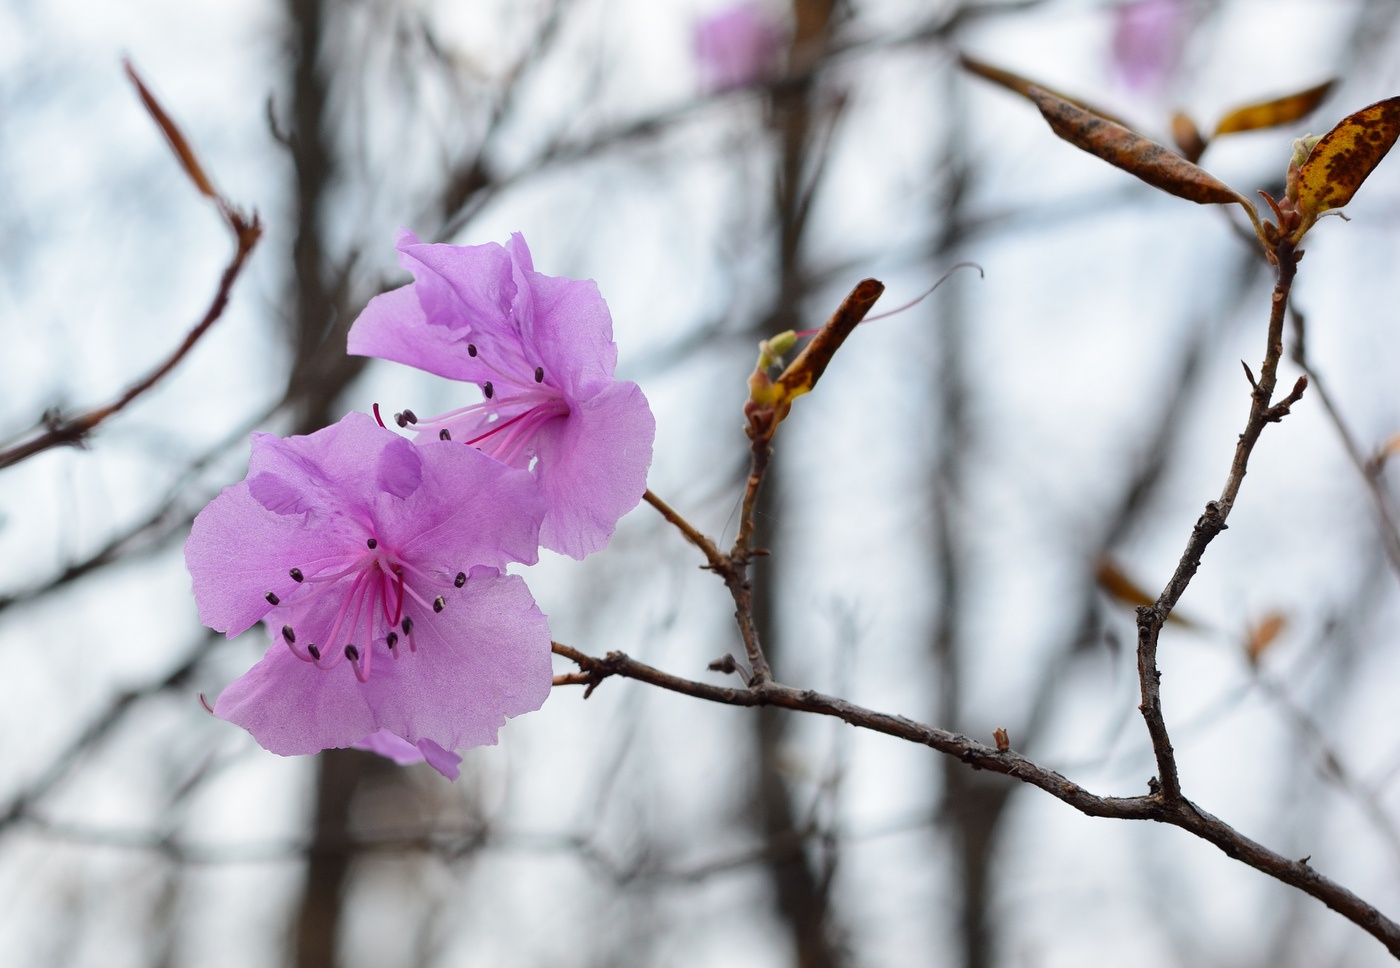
[185,411,552,762]
[1111,0,1188,92]
[348,230,655,561]
[694,2,786,93]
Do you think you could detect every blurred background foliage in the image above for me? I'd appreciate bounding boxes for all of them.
[4,0,1400,965]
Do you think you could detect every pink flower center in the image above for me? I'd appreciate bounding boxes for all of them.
[392,342,571,466]
[265,535,464,684]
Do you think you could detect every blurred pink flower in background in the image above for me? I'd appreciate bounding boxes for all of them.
[1111,0,1189,91]
[693,2,786,92]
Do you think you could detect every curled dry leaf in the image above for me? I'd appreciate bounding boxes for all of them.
[1213,80,1336,137]
[1295,95,1400,224]
[772,279,884,406]
[1027,86,1252,212]
[993,727,1010,752]
[1245,611,1288,665]
[960,54,1137,130]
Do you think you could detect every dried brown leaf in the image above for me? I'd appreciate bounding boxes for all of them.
[773,279,884,404]
[1382,431,1400,461]
[1096,557,1202,629]
[1171,111,1207,164]
[960,55,1137,130]
[1245,611,1288,665]
[1028,86,1248,208]
[1297,96,1400,218]
[1213,80,1336,137]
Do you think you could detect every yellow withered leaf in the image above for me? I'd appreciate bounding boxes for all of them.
[1297,96,1400,218]
[1028,86,1249,209]
[1213,80,1336,137]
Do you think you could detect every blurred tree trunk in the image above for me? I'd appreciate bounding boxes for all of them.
[278,2,377,966]
[926,58,1013,968]
[745,3,848,966]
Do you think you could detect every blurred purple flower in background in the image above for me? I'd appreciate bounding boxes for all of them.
[349,230,655,561]
[186,411,551,770]
[1111,0,1188,91]
[693,2,786,92]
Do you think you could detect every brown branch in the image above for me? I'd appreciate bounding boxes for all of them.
[1135,241,1303,802]
[642,489,726,570]
[551,642,1400,958]
[0,67,261,472]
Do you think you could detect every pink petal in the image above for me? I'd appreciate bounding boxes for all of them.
[535,380,655,559]
[214,572,551,755]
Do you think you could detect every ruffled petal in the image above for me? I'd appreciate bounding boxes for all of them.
[214,572,551,754]
[353,727,425,764]
[372,439,545,570]
[518,270,618,400]
[247,412,408,520]
[535,380,655,559]
[352,729,463,780]
[185,484,320,637]
[396,230,514,334]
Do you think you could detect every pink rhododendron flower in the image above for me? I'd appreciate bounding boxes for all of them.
[694,2,785,92]
[348,230,655,560]
[185,411,552,763]
[354,728,463,780]
[1111,0,1187,92]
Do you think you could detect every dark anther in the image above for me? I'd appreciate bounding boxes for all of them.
[367,538,378,550]
[483,381,494,399]
[345,644,360,662]
[439,429,452,441]
[401,409,418,425]
[394,412,408,428]
[466,344,477,357]
[401,617,414,635]
[454,571,467,587]
[281,626,296,643]
[308,644,321,660]
[264,591,280,606]
[289,568,304,583]
[387,632,398,648]
[534,366,544,383]
[433,596,446,613]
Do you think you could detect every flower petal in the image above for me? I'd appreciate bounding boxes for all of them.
[535,380,655,559]
[375,440,545,571]
[186,483,317,636]
[348,284,487,384]
[213,572,551,754]
[352,729,464,780]
[396,229,514,334]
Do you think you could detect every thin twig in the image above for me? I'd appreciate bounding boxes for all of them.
[0,66,261,471]
[642,489,726,569]
[1135,241,1305,801]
